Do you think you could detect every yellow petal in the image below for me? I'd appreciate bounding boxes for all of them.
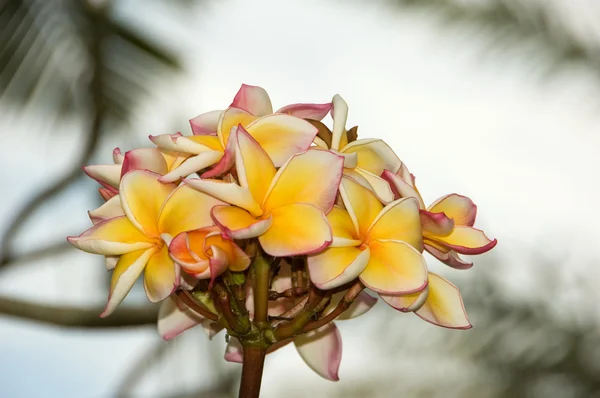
[366,197,423,251]
[415,273,472,329]
[67,216,154,255]
[327,206,361,247]
[120,170,177,237]
[184,178,262,216]
[211,205,272,239]
[427,226,497,255]
[144,245,178,303]
[427,194,477,227]
[158,183,224,236]
[330,94,348,150]
[380,286,429,313]
[354,167,394,203]
[360,239,427,294]
[259,203,332,257]
[342,138,402,175]
[246,114,318,166]
[159,151,223,183]
[101,248,155,317]
[263,149,343,213]
[235,125,276,205]
[308,246,370,290]
[339,176,383,239]
[217,107,257,148]
[185,135,224,151]
[204,232,251,272]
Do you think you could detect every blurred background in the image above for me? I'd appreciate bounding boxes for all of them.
[1,0,599,397]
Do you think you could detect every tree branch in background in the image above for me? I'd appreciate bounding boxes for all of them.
[0,296,158,328]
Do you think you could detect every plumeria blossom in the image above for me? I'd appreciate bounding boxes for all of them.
[68,170,224,315]
[68,84,497,395]
[308,177,428,294]
[382,167,497,269]
[149,84,328,183]
[185,126,343,257]
[313,95,402,203]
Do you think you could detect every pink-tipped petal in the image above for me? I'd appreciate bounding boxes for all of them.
[428,194,478,227]
[211,205,272,240]
[143,246,178,303]
[343,138,402,176]
[159,151,223,183]
[83,164,121,189]
[276,102,332,121]
[112,147,124,164]
[235,125,276,205]
[157,296,200,340]
[190,110,222,135]
[201,125,237,178]
[308,246,369,290]
[330,94,348,151]
[263,149,343,213]
[360,239,428,294]
[259,203,332,257]
[120,148,169,178]
[415,273,472,329]
[224,337,244,363]
[339,176,384,238]
[420,210,454,237]
[67,216,154,255]
[380,286,429,312]
[217,107,257,148]
[381,169,425,208]
[353,168,394,203]
[335,291,378,320]
[427,226,498,255]
[294,323,342,381]
[101,248,155,317]
[230,84,273,116]
[88,195,124,225]
[424,244,473,270]
[184,178,262,216]
[99,187,118,201]
[366,197,423,251]
[245,114,319,167]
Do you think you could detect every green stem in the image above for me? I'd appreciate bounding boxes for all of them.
[253,255,270,325]
[239,345,267,398]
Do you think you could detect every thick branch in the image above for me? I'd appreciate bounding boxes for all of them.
[0,296,157,328]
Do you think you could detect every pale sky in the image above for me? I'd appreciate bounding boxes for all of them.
[1,0,599,396]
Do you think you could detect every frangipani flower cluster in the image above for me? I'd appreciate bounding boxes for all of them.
[68,84,496,395]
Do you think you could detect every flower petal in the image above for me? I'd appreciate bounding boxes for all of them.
[101,248,155,317]
[353,168,394,203]
[120,170,177,237]
[120,148,169,177]
[427,226,497,255]
[276,102,332,121]
[342,139,402,175]
[113,147,124,164]
[415,272,472,329]
[169,231,208,273]
[339,176,383,238]
[159,151,223,183]
[330,94,348,151]
[295,323,342,381]
[230,84,273,116]
[99,187,118,201]
[211,205,272,239]
[308,246,369,290]
[420,210,454,237]
[381,169,425,208]
[224,337,244,363]
[67,216,154,255]
[158,183,224,236]
[157,296,200,340]
[259,203,332,257]
[184,178,262,216]
[88,195,124,225]
[217,107,257,148]
[327,206,360,247]
[360,239,428,294]
[83,164,121,189]
[190,110,222,135]
[245,114,319,166]
[263,149,343,213]
[428,194,477,227]
[144,246,178,303]
[105,255,119,270]
[235,125,276,205]
[424,243,473,270]
[200,124,237,179]
[380,286,429,312]
[366,197,423,251]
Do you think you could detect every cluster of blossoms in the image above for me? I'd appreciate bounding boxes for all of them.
[68,84,496,386]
